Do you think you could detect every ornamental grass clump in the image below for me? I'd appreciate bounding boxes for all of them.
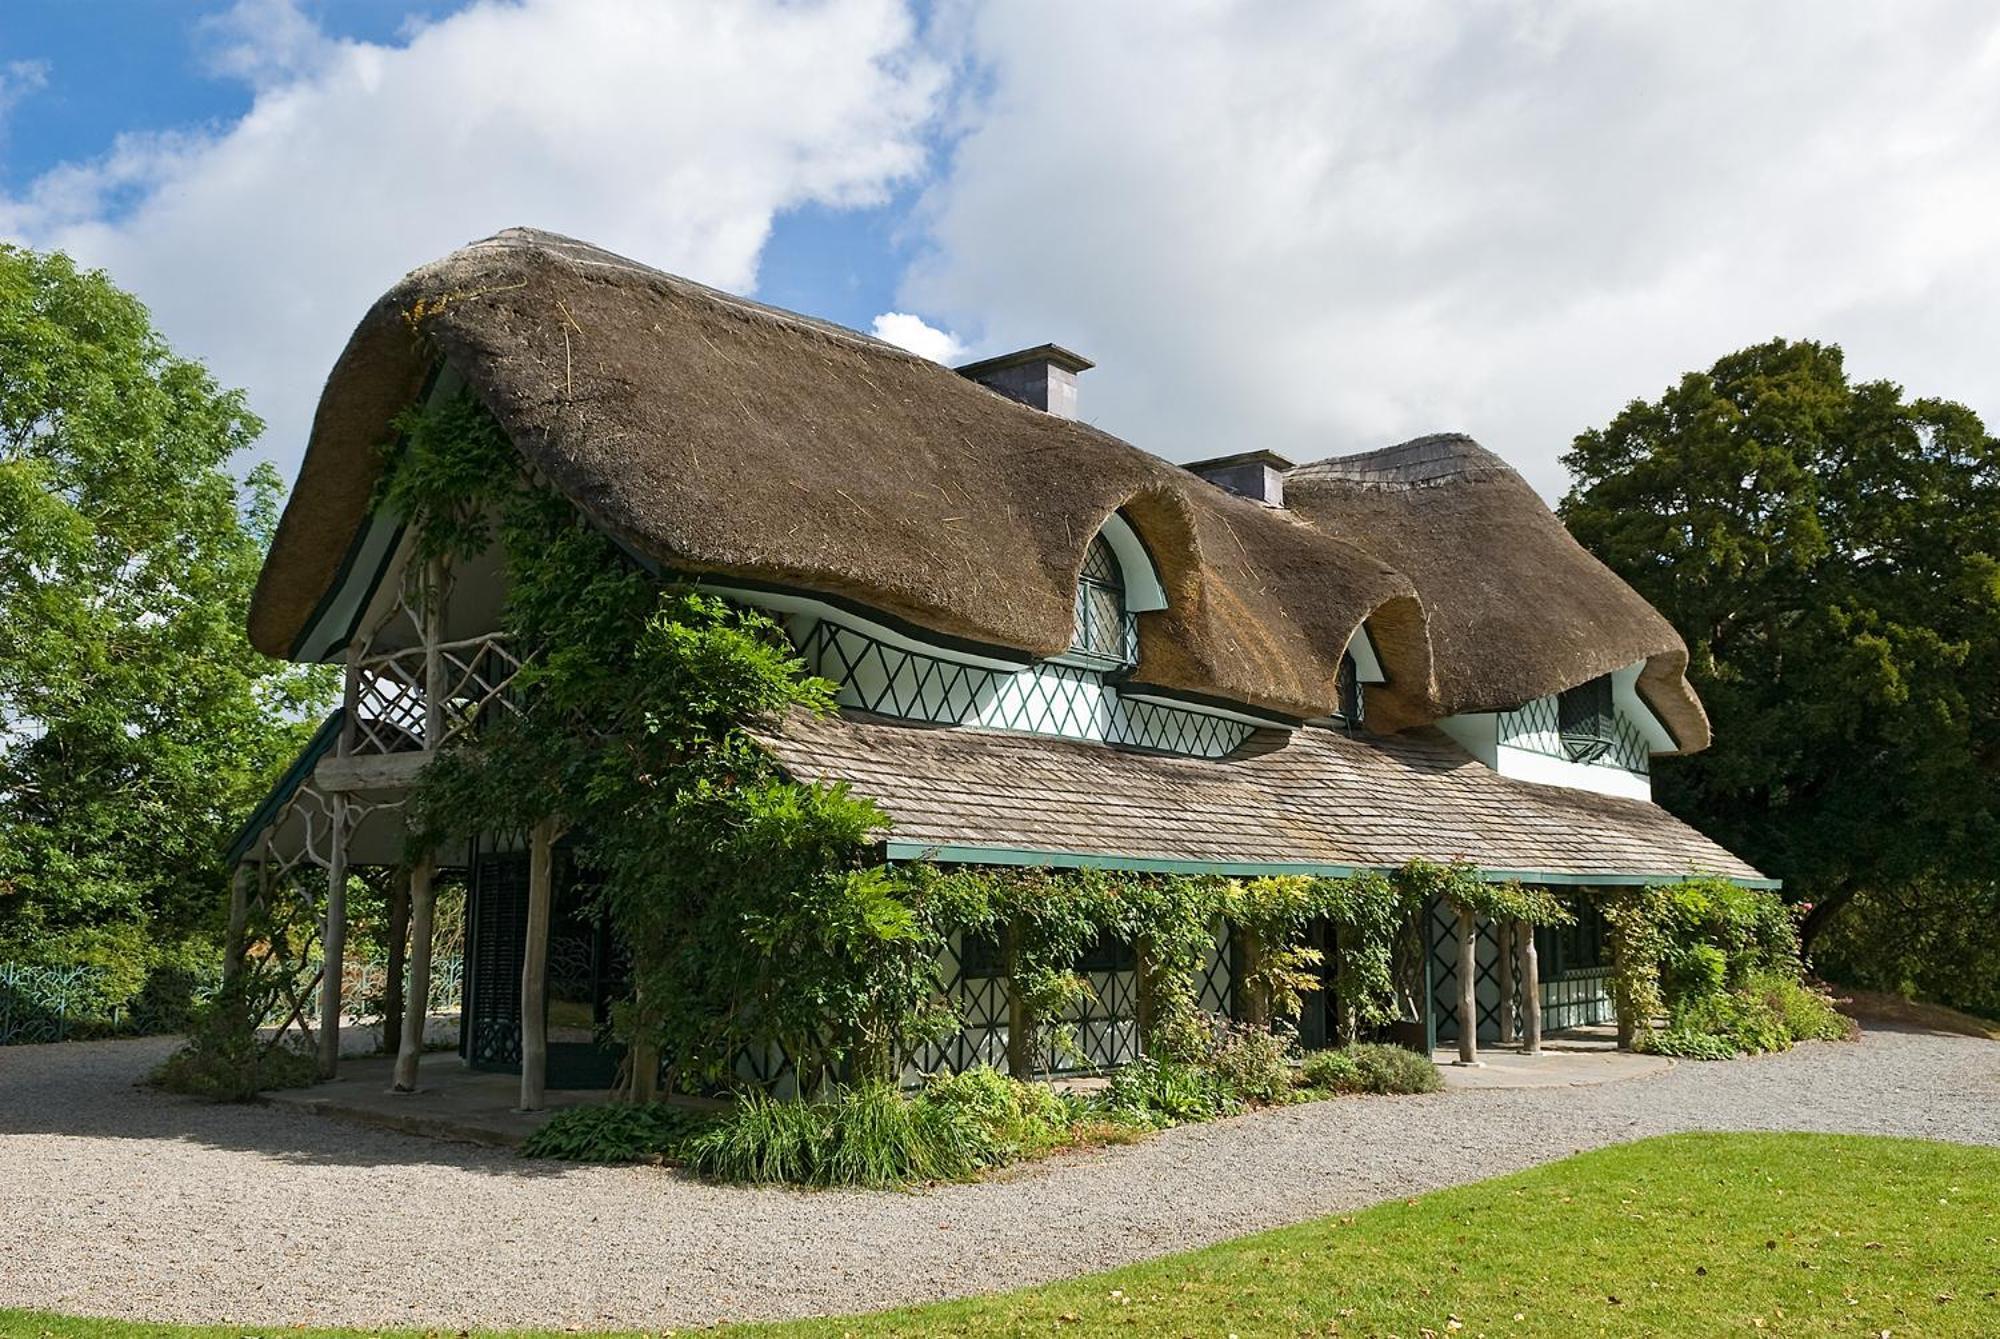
[679,1073,1081,1188]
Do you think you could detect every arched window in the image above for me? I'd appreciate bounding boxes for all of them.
[1070,533,1136,665]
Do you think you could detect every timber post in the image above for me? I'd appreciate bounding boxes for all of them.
[519,817,557,1111]
[317,792,351,1079]
[223,863,252,986]
[393,551,451,1094]
[382,871,410,1054]
[1004,919,1033,1080]
[392,857,436,1092]
[1232,926,1268,1028]
[317,641,363,1079]
[1454,903,1480,1066]
[1519,918,1541,1056]
[1495,919,1516,1046]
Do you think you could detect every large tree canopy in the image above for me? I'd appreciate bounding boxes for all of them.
[0,245,330,983]
[1560,339,2000,968]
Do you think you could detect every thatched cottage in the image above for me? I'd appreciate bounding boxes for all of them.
[230,228,1767,1102]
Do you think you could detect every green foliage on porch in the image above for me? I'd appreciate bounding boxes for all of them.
[381,391,1496,1097]
[1602,876,1848,1057]
[8,1133,1995,1338]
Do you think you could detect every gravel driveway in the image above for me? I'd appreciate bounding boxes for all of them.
[1,1026,1994,1332]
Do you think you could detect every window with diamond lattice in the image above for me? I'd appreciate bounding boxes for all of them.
[1070,534,1135,666]
[1336,652,1363,724]
[1557,674,1615,763]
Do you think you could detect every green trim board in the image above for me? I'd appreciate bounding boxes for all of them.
[880,840,1780,890]
[225,709,346,865]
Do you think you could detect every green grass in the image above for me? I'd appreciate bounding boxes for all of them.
[3,1133,1995,1338]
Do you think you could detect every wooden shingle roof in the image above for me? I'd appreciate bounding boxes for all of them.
[755,709,1768,885]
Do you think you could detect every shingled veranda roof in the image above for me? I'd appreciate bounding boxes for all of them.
[756,711,1767,885]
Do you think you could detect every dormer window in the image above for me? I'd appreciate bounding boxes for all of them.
[1070,533,1137,666]
[1558,674,1615,763]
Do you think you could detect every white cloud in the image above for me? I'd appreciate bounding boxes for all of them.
[870,309,963,362]
[0,0,941,479]
[198,0,337,90]
[907,2,2000,498]
[0,59,49,137]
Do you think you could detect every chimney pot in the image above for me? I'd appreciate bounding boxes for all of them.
[956,344,1093,418]
[1185,450,1293,507]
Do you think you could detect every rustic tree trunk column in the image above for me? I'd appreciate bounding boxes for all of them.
[223,863,252,985]
[628,991,661,1105]
[1454,904,1480,1066]
[316,794,351,1080]
[519,819,557,1111]
[392,857,436,1092]
[1495,919,1516,1047]
[1519,918,1542,1056]
[381,872,411,1055]
[1232,927,1269,1029]
[1004,920,1033,1080]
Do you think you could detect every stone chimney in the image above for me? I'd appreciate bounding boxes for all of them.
[1185,450,1293,507]
[956,344,1094,419]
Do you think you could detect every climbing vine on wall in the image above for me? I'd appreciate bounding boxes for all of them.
[381,387,1655,1096]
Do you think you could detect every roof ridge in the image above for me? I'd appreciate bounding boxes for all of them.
[474,226,927,364]
[1289,432,1518,490]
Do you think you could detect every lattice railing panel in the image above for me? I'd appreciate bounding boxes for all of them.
[1496,693,1650,775]
[353,633,524,756]
[792,616,1254,759]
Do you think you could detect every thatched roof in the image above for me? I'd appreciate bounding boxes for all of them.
[250,229,1426,721]
[1285,435,1709,752]
[251,228,1707,743]
[756,709,1765,883]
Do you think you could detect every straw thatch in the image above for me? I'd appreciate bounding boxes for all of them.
[250,229,1425,721]
[1285,434,1709,752]
[251,228,1707,744]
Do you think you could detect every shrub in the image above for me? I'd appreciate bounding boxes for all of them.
[681,1081,1031,1188]
[521,1102,716,1163]
[1099,1057,1233,1128]
[1204,1021,1295,1105]
[1749,971,1854,1043]
[1349,1043,1442,1094]
[149,972,318,1101]
[1298,1047,1364,1093]
[922,1065,1071,1160]
[1664,943,1729,1011]
[1643,972,1852,1060]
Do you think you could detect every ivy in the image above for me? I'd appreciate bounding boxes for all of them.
[392,392,928,1093]
[1397,858,1574,928]
[382,390,1673,1096]
[1603,877,1807,1048]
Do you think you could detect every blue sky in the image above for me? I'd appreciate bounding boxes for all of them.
[3,1,1998,500]
[0,0,915,331]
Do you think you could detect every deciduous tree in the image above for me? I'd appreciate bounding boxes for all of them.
[1560,339,2000,960]
[0,245,331,983]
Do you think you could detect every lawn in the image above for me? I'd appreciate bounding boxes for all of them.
[3,1132,1994,1338]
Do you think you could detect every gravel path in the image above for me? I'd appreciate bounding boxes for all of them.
[1,1027,1994,1331]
